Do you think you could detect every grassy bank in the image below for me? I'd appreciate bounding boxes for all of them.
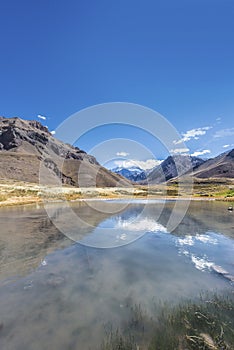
[0,179,233,207]
[99,292,234,350]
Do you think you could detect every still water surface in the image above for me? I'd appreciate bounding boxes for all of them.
[0,200,233,349]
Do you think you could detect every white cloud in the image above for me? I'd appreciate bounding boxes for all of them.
[116,217,167,233]
[214,128,234,138]
[177,235,194,246]
[216,117,221,121]
[37,114,47,120]
[116,151,129,157]
[114,158,162,171]
[51,130,56,135]
[191,255,214,272]
[170,148,189,154]
[191,149,211,157]
[174,126,212,144]
[223,143,234,148]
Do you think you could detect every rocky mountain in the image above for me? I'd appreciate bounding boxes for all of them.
[111,166,147,182]
[191,149,234,179]
[145,155,205,184]
[145,150,234,183]
[0,117,131,187]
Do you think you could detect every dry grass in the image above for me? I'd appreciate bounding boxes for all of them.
[0,179,233,207]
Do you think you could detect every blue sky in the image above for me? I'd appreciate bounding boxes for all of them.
[0,0,233,168]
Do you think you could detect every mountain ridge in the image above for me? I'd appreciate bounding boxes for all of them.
[111,166,147,182]
[111,150,234,184]
[190,149,234,179]
[0,117,131,187]
[0,116,233,186]
[146,155,205,184]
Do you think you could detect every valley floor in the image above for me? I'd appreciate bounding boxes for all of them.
[0,178,233,207]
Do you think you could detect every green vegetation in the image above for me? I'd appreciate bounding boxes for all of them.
[99,293,234,350]
[213,188,234,201]
[224,189,234,198]
[101,331,137,350]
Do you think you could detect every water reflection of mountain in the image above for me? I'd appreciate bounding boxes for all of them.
[114,201,233,279]
[0,202,125,279]
[0,200,233,350]
[0,206,66,279]
[107,201,234,239]
[160,201,234,238]
[0,200,233,279]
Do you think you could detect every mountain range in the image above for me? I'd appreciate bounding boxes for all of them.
[111,152,234,184]
[111,156,205,184]
[190,149,234,179]
[0,116,233,186]
[145,155,205,184]
[111,166,147,182]
[0,117,130,187]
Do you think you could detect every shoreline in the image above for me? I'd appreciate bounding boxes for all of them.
[0,194,232,209]
[0,180,233,208]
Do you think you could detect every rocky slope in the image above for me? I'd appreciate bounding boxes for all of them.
[0,117,131,187]
[146,150,234,184]
[146,155,205,184]
[191,149,234,179]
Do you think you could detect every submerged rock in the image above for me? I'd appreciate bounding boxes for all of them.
[46,275,65,288]
[200,333,216,350]
[212,264,234,283]
[225,274,234,283]
[212,264,228,275]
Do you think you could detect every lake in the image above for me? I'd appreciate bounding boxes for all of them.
[0,200,233,349]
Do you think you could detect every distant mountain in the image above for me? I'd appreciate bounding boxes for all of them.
[146,155,205,184]
[1,117,232,187]
[191,149,234,179]
[0,117,131,187]
[111,166,147,182]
